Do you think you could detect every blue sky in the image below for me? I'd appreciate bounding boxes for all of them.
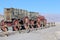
[0,0,60,22]
[0,0,60,15]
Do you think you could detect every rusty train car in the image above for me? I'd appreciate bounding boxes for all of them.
[0,15,47,32]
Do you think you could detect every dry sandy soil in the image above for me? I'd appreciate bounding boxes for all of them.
[0,25,60,40]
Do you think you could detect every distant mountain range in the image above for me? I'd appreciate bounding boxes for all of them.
[41,14,60,22]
